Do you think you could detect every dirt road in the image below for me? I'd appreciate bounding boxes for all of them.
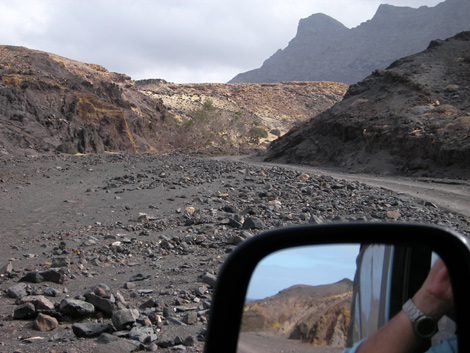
[227,156,470,219]
[237,332,343,353]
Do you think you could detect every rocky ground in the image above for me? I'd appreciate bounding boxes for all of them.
[0,152,469,353]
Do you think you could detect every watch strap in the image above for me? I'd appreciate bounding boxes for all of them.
[403,298,423,321]
[402,299,438,339]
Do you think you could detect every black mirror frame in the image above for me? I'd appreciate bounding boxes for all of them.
[204,222,470,353]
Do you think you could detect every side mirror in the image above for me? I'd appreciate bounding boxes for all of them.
[204,223,470,353]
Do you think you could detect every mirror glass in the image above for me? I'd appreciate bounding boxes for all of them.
[238,244,456,353]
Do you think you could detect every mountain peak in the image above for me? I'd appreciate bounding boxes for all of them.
[297,13,348,34]
[229,0,470,85]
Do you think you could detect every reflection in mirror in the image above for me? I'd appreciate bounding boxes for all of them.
[238,244,456,353]
[239,244,359,353]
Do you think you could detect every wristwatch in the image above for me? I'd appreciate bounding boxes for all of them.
[402,299,438,339]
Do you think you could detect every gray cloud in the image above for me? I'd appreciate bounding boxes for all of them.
[0,0,444,83]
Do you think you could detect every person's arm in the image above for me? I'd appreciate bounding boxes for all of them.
[355,258,453,353]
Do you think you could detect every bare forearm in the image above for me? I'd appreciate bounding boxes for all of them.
[356,310,422,353]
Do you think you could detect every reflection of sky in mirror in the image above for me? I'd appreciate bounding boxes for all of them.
[246,244,360,300]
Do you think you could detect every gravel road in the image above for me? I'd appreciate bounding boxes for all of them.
[230,155,470,219]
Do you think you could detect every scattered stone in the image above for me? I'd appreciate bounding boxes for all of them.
[182,311,198,325]
[242,217,266,229]
[128,326,157,343]
[0,262,14,277]
[51,257,69,268]
[112,309,139,330]
[13,302,36,320]
[94,338,140,353]
[183,335,196,346]
[386,210,401,219]
[84,292,117,317]
[202,273,217,288]
[72,322,115,338]
[59,298,95,317]
[138,213,149,223]
[139,298,159,310]
[128,273,151,282]
[7,283,30,299]
[33,313,58,331]
[19,269,65,284]
[18,295,55,310]
[42,287,60,297]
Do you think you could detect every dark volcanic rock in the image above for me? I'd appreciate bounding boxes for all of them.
[230,0,470,85]
[13,302,36,320]
[265,32,470,178]
[72,322,115,338]
[59,298,95,317]
[19,269,65,284]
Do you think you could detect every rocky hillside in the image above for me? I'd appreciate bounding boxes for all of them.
[241,280,353,347]
[0,46,166,155]
[0,46,346,156]
[135,80,346,152]
[230,0,470,85]
[265,32,470,179]
[136,80,346,138]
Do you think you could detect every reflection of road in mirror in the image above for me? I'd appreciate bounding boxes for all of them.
[238,332,344,352]
[239,245,360,353]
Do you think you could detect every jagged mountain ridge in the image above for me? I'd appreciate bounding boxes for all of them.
[265,32,470,179]
[0,46,346,156]
[241,279,353,347]
[229,0,470,85]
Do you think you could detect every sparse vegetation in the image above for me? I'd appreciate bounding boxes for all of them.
[249,126,268,144]
[159,98,269,154]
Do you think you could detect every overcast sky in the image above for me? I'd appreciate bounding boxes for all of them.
[1,0,444,83]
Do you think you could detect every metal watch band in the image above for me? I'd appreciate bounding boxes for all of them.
[402,299,438,339]
[403,298,423,321]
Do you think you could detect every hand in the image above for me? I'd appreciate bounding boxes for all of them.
[412,258,453,319]
[356,258,454,353]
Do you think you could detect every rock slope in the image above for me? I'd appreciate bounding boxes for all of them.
[230,0,470,85]
[0,46,166,155]
[136,80,346,139]
[241,280,353,347]
[265,32,470,179]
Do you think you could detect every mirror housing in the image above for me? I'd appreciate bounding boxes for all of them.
[204,223,470,353]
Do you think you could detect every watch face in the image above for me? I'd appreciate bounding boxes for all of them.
[415,316,438,338]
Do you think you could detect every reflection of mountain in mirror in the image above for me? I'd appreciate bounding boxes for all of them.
[242,279,353,341]
[239,244,359,353]
[246,244,359,300]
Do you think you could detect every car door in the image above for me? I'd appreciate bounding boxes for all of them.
[347,244,441,352]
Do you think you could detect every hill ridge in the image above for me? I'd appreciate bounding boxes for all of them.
[265,31,470,179]
[229,0,470,85]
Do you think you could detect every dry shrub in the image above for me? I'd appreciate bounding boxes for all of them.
[87,63,108,73]
[158,100,263,154]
